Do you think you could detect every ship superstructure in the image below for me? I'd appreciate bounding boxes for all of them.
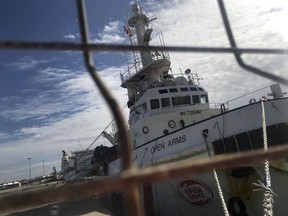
[121,4,221,148]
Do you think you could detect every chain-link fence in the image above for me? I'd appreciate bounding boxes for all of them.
[0,0,288,215]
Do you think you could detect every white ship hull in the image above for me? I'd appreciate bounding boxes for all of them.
[108,98,288,215]
[149,166,288,216]
[110,98,288,171]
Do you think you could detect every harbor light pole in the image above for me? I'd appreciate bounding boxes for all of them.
[27,157,31,180]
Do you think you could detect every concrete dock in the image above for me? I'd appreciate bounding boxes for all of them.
[0,182,114,216]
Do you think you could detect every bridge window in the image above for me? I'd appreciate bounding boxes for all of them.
[150,99,160,109]
[192,95,200,104]
[161,98,171,108]
[180,87,189,92]
[189,87,198,91]
[159,89,168,94]
[200,94,209,103]
[169,88,178,93]
[172,96,191,106]
[198,87,205,91]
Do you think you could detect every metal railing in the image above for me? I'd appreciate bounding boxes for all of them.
[0,0,288,215]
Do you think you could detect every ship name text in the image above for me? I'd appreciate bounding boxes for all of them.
[168,135,186,147]
[151,135,187,153]
[180,110,202,116]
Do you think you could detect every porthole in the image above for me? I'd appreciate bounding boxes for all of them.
[168,120,176,128]
[142,126,149,134]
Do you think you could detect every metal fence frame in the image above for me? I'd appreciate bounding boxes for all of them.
[0,0,288,215]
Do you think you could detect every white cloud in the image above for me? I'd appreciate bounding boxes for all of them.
[92,20,126,44]
[141,0,288,103]
[0,132,8,140]
[0,61,127,180]
[57,72,95,94]
[103,21,120,34]
[37,67,73,82]
[64,33,77,40]
[6,56,55,71]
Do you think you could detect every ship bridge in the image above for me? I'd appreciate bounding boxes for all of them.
[120,53,171,88]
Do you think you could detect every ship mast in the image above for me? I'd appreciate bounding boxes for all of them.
[128,4,153,67]
[121,4,171,106]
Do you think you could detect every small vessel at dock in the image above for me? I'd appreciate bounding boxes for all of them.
[61,149,94,182]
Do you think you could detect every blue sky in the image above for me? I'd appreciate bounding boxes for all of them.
[0,0,287,182]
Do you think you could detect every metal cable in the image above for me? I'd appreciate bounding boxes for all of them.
[0,41,288,54]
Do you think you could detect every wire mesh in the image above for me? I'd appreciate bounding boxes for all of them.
[0,0,287,215]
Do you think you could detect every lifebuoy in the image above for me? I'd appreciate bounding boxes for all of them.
[142,126,149,134]
[168,120,176,128]
[227,196,249,216]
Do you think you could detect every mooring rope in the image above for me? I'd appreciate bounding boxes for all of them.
[260,98,274,216]
[202,130,229,216]
[213,169,229,216]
